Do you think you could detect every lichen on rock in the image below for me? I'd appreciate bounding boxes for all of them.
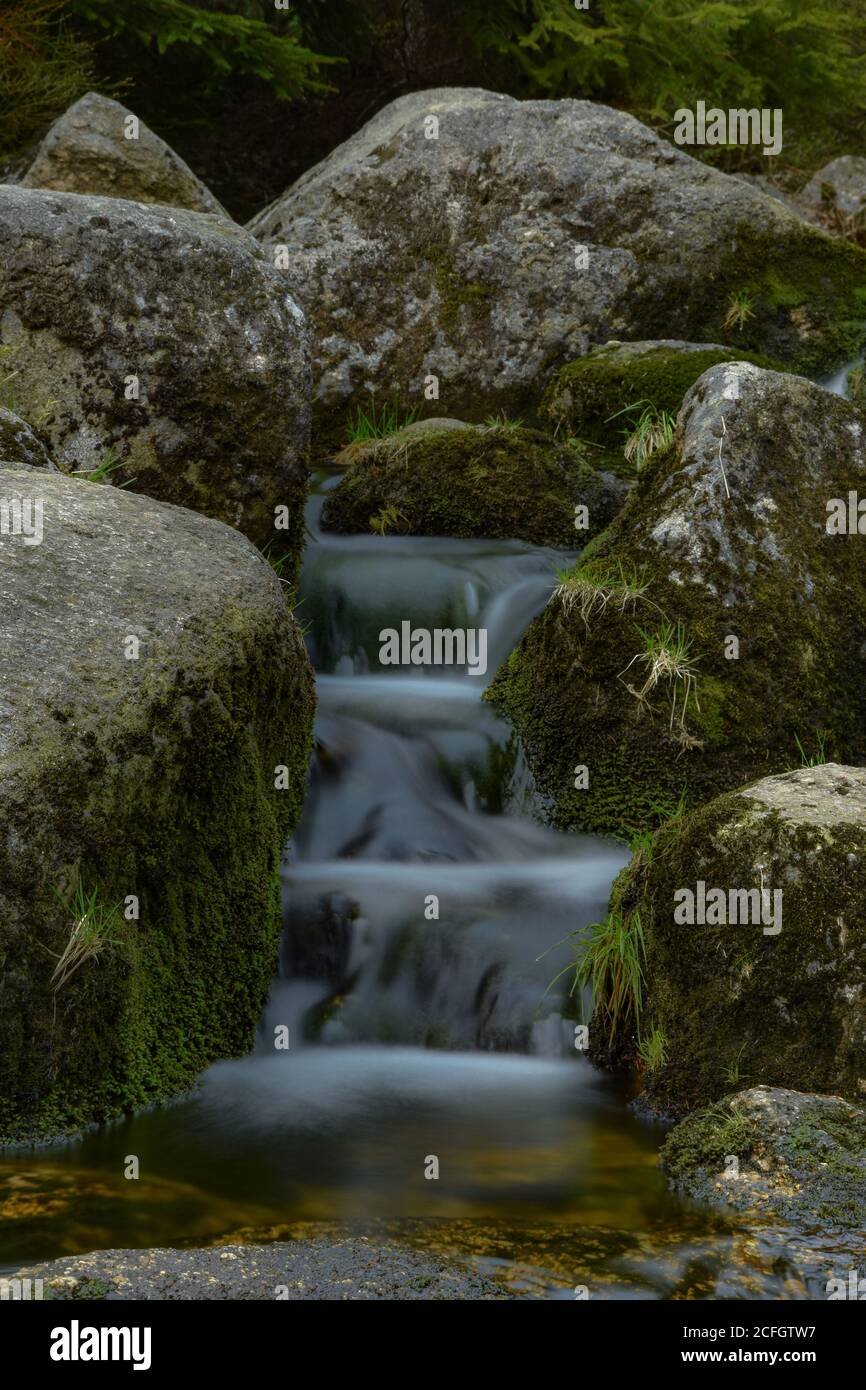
[0,463,314,1145]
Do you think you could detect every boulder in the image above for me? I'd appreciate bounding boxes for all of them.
[0,186,311,563]
[661,1086,866,1234]
[487,363,866,836]
[320,418,626,544]
[22,93,227,217]
[0,463,314,1144]
[800,156,866,222]
[249,88,866,427]
[612,766,866,1112]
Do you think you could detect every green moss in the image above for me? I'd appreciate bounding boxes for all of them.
[0,597,315,1147]
[321,422,623,546]
[661,1101,758,1179]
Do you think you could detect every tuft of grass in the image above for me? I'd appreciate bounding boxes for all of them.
[723,289,757,332]
[555,557,654,629]
[46,880,123,992]
[622,405,676,470]
[793,729,829,768]
[483,411,524,432]
[345,396,420,443]
[71,446,134,487]
[369,503,409,536]
[620,619,700,733]
[723,1041,751,1089]
[567,907,646,1048]
[637,1024,668,1075]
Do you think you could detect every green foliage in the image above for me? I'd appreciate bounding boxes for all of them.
[68,0,339,98]
[606,400,676,470]
[71,445,134,486]
[462,0,866,168]
[46,879,124,992]
[345,397,420,443]
[794,729,830,767]
[0,1,95,157]
[724,289,758,332]
[637,1024,668,1075]
[369,503,409,536]
[572,908,646,1047]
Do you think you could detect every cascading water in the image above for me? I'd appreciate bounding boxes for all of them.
[2,467,859,1297]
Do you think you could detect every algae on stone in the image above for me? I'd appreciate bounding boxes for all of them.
[0,464,314,1145]
[321,418,626,545]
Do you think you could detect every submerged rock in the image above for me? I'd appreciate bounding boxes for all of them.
[13,1240,509,1300]
[22,93,226,216]
[0,186,310,561]
[321,418,626,545]
[0,463,314,1144]
[249,88,866,426]
[661,1086,866,1234]
[613,765,866,1111]
[487,363,866,836]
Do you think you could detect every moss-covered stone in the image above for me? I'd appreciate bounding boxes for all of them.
[487,363,866,838]
[321,419,626,545]
[0,464,314,1145]
[661,1086,866,1231]
[611,766,866,1112]
[542,340,784,458]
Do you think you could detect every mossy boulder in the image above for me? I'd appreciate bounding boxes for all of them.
[487,363,866,837]
[0,463,314,1145]
[320,419,626,544]
[22,93,227,217]
[0,186,310,567]
[542,340,783,461]
[249,88,866,429]
[0,408,55,471]
[661,1086,866,1233]
[613,765,866,1112]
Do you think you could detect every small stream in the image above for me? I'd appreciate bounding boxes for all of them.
[2,403,862,1296]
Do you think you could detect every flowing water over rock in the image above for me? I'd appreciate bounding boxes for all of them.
[1,472,857,1298]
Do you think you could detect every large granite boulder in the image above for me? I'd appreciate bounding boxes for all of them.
[22,93,227,217]
[0,463,314,1144]
[487,363,866,836]
[611,766,866,1112]
[249,89,866,428]
[800,156,866,222]
[0,186,310,563]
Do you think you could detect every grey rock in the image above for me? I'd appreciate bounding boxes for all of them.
[661,1085,866,1236]
[249,88,866,424]
[23,93,227,217]
[0,408,55,470]
[800,156,866,220]
[0,463,314,1143]
[0,185,311,555]
[13,1239,510,1300]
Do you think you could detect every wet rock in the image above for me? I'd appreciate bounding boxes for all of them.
[14,1239,510,1300]
[661,1085,866,1233]
[0,463,314,1144]
[22,93,227,217]
[800,156,866,222]
[0,408,55,470]
[487,364,866,836]
[249,88,866,427]
[612,765,866,1111]
[0,185,310,560]
[321,419,626,545]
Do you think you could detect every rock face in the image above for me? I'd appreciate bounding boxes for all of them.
[800,156,866,221]
[612,766,866,1112]
[0,463,314,1144]
[0,408,55,471]
[0,186,311,562]
[12,1240,509,1300]
[487,363,866,836]
[249,88,866,426]
[320,418,626,544]
[22,93,227,216]
[661,1086,866,1234]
